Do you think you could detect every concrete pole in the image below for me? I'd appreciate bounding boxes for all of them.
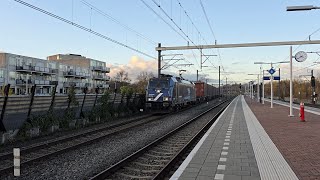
[250,81,253,99]
[262,70,265,104]
[257,74,260,102]
[26,74,29,95]
[226,77,227,97]
[157,43,161,78]
[200,49,203,69]
[271,63,273,108]
[196,70,198,81]
[289,46,294,116]
[278,68,281,100]
[219,66,220,97]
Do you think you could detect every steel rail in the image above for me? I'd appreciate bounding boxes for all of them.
[89,98,232,179]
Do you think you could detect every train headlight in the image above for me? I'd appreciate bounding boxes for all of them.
[148,98,153,101]
[163,97,169,101]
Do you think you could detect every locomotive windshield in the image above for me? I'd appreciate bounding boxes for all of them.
[148,80,169,89]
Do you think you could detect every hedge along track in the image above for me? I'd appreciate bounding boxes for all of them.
[0,113,163,175]
[89,98,232,180]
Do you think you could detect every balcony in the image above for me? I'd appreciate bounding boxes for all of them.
[15,79,34,85]
[91,66,110,73]
[75,82,86,87]
[63,82,76,87]
[51,69,59,74]
[34,80,51,85]
[16,65,33,72]
[74,72,87,79]
[93,75,110,81]
[63,71,76,77]
[16,66,58,75]
[50,81,58,85]
[96,84,109,88]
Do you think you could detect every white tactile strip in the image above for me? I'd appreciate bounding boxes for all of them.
[169,97,238,180]
[214,97,239,178]
[242,96,299,180]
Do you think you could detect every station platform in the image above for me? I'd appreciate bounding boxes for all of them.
[170,95,320,180]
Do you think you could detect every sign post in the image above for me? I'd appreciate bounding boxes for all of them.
[268,65,276,108]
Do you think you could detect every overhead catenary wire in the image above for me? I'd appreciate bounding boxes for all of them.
[140,0,188,42]
[199,0,224,72]
[80,0,157,45]
[144,0,221,73]
[175,0,218,70]
[199,0,216,41]
[13,0,156,59]
[141,0,206,71]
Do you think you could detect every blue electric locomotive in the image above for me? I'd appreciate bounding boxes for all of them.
[146,75,196,111]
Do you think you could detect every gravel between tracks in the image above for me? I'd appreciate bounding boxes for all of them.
[1,99,225,180]
[0,113,151,154]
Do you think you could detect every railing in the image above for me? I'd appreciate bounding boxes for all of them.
[15,79,34,85]
[63,71,76,77]
[91,66,110,73]
[16,66,58,75]
[93,75,110,81]
[96,84,109,88]
[63,82,76,87]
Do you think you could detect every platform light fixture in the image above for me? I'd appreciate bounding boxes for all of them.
[287,5,320,11]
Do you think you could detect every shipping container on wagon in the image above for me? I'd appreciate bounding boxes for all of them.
[195,82,217,101]
[195,82,206,101]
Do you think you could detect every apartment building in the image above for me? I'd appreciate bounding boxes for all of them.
[47,54,110,93]
[0,52,110,95]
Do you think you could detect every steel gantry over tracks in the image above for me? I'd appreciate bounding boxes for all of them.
[155,39,320,117]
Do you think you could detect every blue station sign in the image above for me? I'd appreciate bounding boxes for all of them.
[263,76,280,80]
[268,68,276,75]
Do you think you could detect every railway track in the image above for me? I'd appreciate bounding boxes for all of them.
[0,113,161,175]
[89,98,232,180]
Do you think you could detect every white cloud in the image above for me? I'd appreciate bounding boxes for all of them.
[108,56,157,82]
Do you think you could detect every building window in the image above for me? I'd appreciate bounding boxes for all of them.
[9,72,16,82]
[0,69,3,78]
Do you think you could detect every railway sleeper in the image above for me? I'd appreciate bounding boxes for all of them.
[112,172,152,180]
[153,147,179,153]
[118,168,158,177]
[148,149,174,156]
[124,166,160,174]
[137,157,168,165]
[156,144,181,149]
[144,153,172,160]
[131,162,163,170]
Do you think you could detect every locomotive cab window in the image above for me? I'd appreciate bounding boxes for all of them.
[149,80,169,89]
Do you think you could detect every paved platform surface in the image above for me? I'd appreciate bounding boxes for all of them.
[247,97,320,180]
[171,96,298,180]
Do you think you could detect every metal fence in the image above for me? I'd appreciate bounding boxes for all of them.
[0,84,145,131]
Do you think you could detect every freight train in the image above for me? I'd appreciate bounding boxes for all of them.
[145,75,217,112]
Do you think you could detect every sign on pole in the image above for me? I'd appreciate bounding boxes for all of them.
[268,68,276,75]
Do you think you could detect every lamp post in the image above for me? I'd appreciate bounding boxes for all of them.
[287,5,320,11]
[248,73,260,102]
[245,79,255,99]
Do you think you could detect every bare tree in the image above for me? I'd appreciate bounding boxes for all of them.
[116,69,131,83]
[133,71,155,93]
